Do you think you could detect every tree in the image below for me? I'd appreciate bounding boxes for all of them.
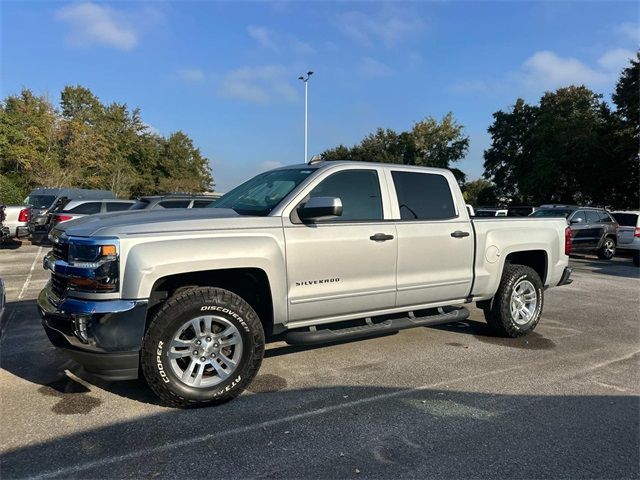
[321,113,469,184]
[463,178,498,206]
[612,51,639,138]
[483,80,638,208]
[0,85,213,198]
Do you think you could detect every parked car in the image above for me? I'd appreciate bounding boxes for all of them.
[39,160,572,407]
[475,208,508,217]
[27,188,115,237]
[129,194,219,210]
[0,206,10,243]
[530,205,618,259]
[1,204,32,240]
[610,211,640,267]
[0,277,6,338]
[507,206,537,217]
[45,199,135,231]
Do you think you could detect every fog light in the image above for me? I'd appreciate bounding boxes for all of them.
[72,314,91,343]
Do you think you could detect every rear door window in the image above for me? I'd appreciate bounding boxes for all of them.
[391,171,456,220]
[585,210,600,224]
[106,202,133,212]
[65,202,101,214]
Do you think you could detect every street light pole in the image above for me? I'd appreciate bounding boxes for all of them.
[298,71,313,162]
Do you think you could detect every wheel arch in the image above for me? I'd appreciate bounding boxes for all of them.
[146,268,275,338]
[503,249,548,285]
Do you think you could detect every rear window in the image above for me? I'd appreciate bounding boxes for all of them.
[507,207,534,217]
[24,195,56,209]
[530,209,573,218]
[158,200,191,209]
[106,202,133,212]
[392,171,456,220]
[65,202,101,214]
[612,213,639,227]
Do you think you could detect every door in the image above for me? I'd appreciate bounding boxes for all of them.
[585,210,605,248]
[284,169,397,323]
[389,170,474,307]
[569,210,591,251]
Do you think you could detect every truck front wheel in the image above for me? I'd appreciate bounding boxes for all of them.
[141,287,265,408]
[483,264,544,338]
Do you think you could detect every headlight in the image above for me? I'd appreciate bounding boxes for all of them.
[69,243,117,263]
[64,240,120,293]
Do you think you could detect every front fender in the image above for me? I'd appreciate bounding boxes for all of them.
[119,231,287,325]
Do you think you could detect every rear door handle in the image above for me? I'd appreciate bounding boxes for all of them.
[370,233,394,242]
[450,231,470,238]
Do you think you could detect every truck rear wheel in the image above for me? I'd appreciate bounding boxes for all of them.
[483,264,543,338]
[141,287,265,408]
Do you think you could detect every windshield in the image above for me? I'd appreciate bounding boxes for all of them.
[530,209,573,218]
[213,167,315,216]
[24,195,56,209]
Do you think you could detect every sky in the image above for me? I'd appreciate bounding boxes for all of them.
[2,1,638,192]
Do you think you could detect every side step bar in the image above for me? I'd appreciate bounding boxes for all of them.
[284,307,470,346]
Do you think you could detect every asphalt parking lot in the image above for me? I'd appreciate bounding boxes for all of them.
[1,240,638,479]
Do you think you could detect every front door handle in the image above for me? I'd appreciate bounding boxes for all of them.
[451,231,470,238]
[370,233,394,242]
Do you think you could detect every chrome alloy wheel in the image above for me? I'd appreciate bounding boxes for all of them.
[168,315,243,388]
[509,279,538,326]
[603,239,615,258]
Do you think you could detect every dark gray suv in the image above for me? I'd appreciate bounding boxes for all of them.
[530,205,619,259]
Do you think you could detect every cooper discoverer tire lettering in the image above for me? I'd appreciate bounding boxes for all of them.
[141,287,265,408]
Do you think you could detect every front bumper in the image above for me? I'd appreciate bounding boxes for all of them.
[37,284,148,380]
[557,266,573,286]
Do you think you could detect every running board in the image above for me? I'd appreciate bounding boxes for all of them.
[284,307,470,346]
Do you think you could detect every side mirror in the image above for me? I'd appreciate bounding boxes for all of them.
[570,217,583,224]
[298,197,343,222]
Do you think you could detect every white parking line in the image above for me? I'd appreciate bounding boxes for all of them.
[1,246,44,342]
[28,364,526,480]
[17,246,43,301]
[26,346,639,480]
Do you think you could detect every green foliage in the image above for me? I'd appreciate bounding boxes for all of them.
[483,58,640,210]
[0,86,213,199]
[321,113,469,184]
[0,174,27,204]
[463,178,498,207]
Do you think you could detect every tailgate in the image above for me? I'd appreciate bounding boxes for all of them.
[618,227,635,245]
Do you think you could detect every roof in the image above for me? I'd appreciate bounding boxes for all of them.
[274,160,452,174]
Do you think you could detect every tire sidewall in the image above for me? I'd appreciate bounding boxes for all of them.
[143,290,263,405]
[506,272,543,333]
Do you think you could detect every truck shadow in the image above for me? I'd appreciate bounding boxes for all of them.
[432,319,556,350]
[1,385,638,479]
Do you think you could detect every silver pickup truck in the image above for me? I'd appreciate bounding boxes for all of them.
[38,161,573,407]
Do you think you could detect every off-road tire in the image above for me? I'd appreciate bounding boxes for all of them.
[141,287,264,408]
[597,236,616,260]
[483,264,544,338]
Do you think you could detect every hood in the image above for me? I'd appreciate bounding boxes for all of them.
[53,208,280,238]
